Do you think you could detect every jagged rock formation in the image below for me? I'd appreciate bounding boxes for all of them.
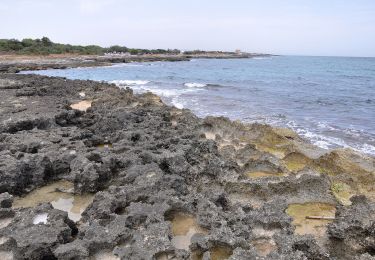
[0,74,374,259]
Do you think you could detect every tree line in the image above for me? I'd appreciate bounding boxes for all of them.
[0,37,181,55]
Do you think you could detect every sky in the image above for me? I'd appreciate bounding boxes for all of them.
[1,0,375,57]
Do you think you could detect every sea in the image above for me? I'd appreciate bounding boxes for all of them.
[24,56,375,156]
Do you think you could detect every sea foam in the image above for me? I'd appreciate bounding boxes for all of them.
[111,80,150,86]
[184,82,207,88]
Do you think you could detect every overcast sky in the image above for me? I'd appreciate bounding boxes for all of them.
[1,0,375,57]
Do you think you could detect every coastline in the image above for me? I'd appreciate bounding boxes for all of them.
[0,72,374,259]
[23,56,375,158]
[0,52,271,73]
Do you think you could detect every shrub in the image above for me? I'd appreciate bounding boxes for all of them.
[0,37,181,56]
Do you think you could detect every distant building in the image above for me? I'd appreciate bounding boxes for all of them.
[235,49,242,54]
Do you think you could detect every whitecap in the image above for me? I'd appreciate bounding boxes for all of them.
[356,143,375,156]
[150,88,182,98]
[296,128,349,148]
[317,122,337,131]
[111,80,150,86]
[184,82,207,88]
[286,122,375,156]
[313,140,331,150]
[171,98,184,109]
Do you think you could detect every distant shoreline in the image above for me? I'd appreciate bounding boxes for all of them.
[0,52,272,73]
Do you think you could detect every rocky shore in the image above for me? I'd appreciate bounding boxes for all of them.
[0,53,268,73]
[0,73,374,260]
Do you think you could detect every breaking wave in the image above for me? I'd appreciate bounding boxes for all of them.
[111,80,150,86]
[184,82,207,88]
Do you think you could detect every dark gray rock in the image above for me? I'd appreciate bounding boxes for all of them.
[328,196,375,259]
[0,203,76,259]
[0,73,373,260]
[0,193,13,208]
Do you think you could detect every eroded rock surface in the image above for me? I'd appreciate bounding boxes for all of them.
[0,73,374,259]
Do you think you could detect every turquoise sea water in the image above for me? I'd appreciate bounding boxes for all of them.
[26,56,375,156]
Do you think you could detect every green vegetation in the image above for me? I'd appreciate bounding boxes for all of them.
[0,37,181,55]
